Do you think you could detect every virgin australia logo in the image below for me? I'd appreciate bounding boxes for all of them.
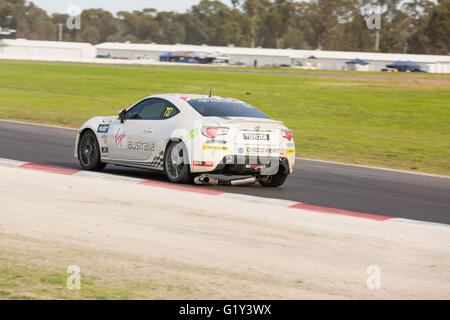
[114,126,127,149]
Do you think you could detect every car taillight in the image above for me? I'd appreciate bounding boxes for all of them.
[201,127,229,138]
[283,130,293,141]
[206,128,217,138]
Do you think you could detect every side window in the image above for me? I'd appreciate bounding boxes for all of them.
[126,100,149,120]
[127,98,180,120]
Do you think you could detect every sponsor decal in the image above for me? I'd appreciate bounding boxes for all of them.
[113,126,128,149]
[101,147,109,154]
[127,140,154,152]
[286,142,294,148]
[285,149,295,155]
[100,133,108,144]
[202,145,229,152]
[193,161,214,167]
[187,128,199,140]
[237,147,244,154]
[246,147,279,154]
[97,124,109,133]
[205,139,227,145]
[163,107,174,118]
[244,133,269,140]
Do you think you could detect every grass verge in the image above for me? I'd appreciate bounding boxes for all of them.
[0,60,448,175]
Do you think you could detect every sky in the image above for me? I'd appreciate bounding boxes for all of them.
[29,0,235,15]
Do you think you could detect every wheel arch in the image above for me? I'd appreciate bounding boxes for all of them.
[163,136,189,157]
[77,128,97,155]
[162,136,193,170]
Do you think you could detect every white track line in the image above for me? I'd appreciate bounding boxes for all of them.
[75,171,147,183]
[0,158,27,167]
[218,192,299,207]
[386,218,450,232]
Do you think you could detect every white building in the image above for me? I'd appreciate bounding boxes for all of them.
[290,50,450,73]
[95,42,294,67]
[0,39,96,59]
[0,39,448,73]
[95,42,450,73]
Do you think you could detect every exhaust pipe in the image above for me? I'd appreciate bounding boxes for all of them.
[194,175,219,186]
[194,175,256,186]
[230,177,257,186]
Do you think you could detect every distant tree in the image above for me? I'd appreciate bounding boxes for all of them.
[0,0,25,30]
[154,12,186,44]
[181,0,245,46]
[73,9,117,43]
[259,0,292,48]
[15,19,29,38]
[306,0,355,50]
[117,9,159,42]
[423,0,450,54]
[241,0,271,47]
[34,20,57,40]
[75,24,101,43]
[0,0,447,55]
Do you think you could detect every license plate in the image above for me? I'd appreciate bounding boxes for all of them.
[243,133,269,140]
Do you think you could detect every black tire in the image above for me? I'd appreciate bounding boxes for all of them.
[259,167,289,188]
[78,130,106,171]
[163,141,194,184]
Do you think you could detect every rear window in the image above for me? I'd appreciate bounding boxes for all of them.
[186,98,271,119]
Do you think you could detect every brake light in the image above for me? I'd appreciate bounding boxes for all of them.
[283,130,293,141]
[206,128,217,138]
[201,127,229,138]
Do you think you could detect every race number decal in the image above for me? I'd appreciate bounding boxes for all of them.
[163,107,173,118]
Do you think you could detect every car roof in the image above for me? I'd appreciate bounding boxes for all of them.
[160,93,226,100]
[149,93,248,104]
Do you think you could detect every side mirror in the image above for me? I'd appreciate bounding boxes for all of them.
[119,109,127,123]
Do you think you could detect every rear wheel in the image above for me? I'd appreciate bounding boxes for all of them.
[78,130,106,171]
[164,141,194,184]
[259,166,288,188]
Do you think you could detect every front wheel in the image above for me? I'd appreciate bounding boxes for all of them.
[163,141,194,184]
[78,130,106,171]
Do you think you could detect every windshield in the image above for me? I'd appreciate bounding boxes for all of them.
[185,97,271,119]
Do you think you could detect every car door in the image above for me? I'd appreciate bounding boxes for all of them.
[108,98,179,164]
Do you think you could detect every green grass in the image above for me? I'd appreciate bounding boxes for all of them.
[0,60,449,175]
[0,231,199,300]
[0,254,194,300]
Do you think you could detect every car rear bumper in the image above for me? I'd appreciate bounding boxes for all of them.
[193,155,291,176]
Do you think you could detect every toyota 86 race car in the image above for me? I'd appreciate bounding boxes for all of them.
[74,94,295,187]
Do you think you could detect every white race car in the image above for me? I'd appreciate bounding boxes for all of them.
[74,94,295,187]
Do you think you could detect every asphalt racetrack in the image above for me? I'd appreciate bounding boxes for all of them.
[1,119,449,224]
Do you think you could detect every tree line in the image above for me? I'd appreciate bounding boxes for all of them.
[0,0,448,55]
